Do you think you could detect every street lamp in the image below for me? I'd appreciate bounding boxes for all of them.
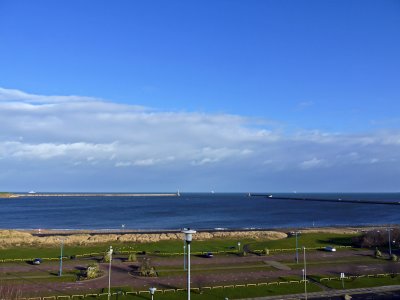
[182,229,196,300]
[237,242,241,252]
[59,238,64,276]
[387,228,393,256]
[183,236,187,271]
[294,231,300,264]
[340,272,345,289]
[107,246,113,300]
[149,287,157,300]
[303,246,307,300]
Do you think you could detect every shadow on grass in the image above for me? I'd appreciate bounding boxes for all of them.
[316,236,354,246]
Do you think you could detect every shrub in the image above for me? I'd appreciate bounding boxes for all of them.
[263,248,270,255]
[391,254,398,262]
[85,263,100,279]
[375,247,382,258]
[102,250,112,263]
[354,229,400,248]
[128,253,137,262]
[138,258,157,277]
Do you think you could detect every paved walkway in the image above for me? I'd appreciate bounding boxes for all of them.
[239,284,400,299]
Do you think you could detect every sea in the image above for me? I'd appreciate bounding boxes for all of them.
[1,193,399,230]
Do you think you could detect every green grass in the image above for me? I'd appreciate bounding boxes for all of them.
[59,283,322,300]
[157,264,274,277]
[130,238,255,254]
[0,239,254,260]
[247,233,357,252]
[0,274,76,283]
[0,245,107,259]
[313,274,400,289]
[0,233,360,261]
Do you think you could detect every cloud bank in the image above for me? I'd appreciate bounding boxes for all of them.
[1,87,399,192]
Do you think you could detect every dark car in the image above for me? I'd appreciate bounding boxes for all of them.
[32,258,42,265]
[205,252,213,258]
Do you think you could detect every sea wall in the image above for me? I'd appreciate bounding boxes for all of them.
[0,230,287,248]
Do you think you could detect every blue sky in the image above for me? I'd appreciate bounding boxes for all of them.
[0,0,399,192]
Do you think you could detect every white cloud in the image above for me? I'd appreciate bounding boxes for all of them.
[0,87,98,103]
[1,87,400,191]
[299,158,325,169]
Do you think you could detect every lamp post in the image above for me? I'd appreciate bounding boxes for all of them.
[294,231,300,264]
[183,239,186,271]
[149,287,157,300]
[59,239,64,276]
[237,242,241,253]
[182,229,196,300]
[303,246,307,300]
[340,272,345,289]
[388,228,393,256]
[107,246,113,300]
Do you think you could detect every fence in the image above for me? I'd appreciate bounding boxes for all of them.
[319,272,400,282]
[9,279,310,300]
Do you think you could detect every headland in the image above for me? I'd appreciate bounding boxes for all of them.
[12,193,179,197]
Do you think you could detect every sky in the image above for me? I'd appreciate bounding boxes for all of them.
[0,0,399,192]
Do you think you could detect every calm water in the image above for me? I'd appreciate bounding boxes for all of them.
[1,193,400,230]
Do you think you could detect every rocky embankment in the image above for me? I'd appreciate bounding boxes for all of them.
[0,230,287,248]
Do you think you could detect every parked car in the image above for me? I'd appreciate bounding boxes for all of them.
[32,258,42,265]
[324,246,336,252]
[205,252,213,258]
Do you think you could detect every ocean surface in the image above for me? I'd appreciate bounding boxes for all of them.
[1,193,400,230]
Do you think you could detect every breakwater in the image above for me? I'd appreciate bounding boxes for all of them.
[251,194,400,206]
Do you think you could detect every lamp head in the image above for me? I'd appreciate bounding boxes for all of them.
[182,229,196,242]
[149,287,157,295]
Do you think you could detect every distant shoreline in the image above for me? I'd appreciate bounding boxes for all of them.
[12,193,179,197]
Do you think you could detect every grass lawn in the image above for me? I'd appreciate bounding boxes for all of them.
[0,233,360,261]
[0,269,79,283]
[0,239,256,260]
[247,233,358,252]
[157,263,274,277]
[287,257,381,270]
[312,275,400,289]
[0,245,112,259]
[130,238,255,254]
[67,283,322,300]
